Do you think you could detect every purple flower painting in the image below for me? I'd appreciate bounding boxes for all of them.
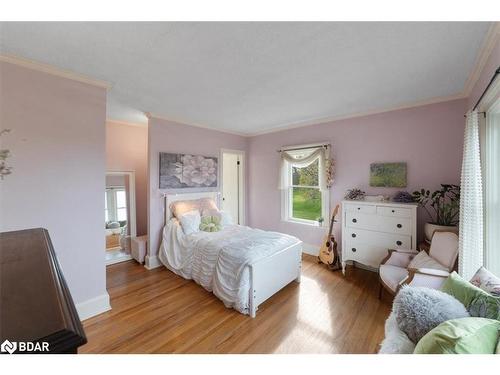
[159,152,218,189]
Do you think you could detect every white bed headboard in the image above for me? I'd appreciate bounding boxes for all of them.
[164,191,220,222]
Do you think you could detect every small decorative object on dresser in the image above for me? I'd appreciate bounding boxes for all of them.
[341,200,417,274]
[344,188,365,201]
[392,191,414,203]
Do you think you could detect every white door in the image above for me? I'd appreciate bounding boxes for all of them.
[222,151,244,225]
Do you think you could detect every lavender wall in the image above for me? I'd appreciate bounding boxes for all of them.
[0,61,108,308]
[106,121,148,235]
[248,99,467,250]
[147,117,248,264]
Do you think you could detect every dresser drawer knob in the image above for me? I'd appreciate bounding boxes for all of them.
[357,207,361,210]
[351,233,356,238]
[351,248,357,252]
[397,223,402,228]
[396,240,402,246]
[352,218,357,223]
[391,210,395,213]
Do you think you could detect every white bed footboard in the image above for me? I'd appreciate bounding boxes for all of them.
[248,241,302,318]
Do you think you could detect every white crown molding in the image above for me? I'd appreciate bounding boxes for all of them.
[251,93,466,137]
[106,118,148,128]
[145,111,250,137]
[145,91,466,138]
[0,53,112,90]
[463,22,500,97]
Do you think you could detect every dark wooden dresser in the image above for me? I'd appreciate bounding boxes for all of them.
[0,228,87,353]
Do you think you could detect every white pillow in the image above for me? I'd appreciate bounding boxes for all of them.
[178,210,201,235]
[220,210,234,226]
[408,251,448,271]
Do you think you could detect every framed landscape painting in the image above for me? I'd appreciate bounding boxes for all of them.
[159,152,218,189]
[369,162,407,187]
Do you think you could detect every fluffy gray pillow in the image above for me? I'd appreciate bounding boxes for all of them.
[393,286,469,343]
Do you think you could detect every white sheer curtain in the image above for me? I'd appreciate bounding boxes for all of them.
[278,146,327,191]
[459,110,484,280]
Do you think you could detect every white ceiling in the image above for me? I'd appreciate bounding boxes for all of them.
[0,22,491,135]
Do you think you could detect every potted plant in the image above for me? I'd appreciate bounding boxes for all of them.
[412,184,460,243]
[317,217,325,227]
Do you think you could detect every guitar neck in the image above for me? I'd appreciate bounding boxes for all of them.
[327,215,335,237]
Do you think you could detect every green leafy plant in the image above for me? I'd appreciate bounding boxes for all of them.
[412,184,460,226]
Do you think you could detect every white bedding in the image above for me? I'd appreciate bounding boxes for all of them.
[158,218,301,314]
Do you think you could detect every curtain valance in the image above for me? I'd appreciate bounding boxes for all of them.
[278,146,329,191]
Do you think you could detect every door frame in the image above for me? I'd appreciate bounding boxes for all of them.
[220,149,246,225]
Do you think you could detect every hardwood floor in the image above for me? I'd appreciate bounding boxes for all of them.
[80,256,392,354]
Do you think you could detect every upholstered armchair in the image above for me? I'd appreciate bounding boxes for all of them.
[378,231,459,298]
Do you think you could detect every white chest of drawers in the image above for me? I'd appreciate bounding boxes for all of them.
[341,200,417,274]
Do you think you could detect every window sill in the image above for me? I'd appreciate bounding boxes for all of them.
[282,218,325,228]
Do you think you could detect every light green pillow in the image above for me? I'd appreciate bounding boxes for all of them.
[441,272,500,320]
[414,317,500,354]
[199,215,222,232]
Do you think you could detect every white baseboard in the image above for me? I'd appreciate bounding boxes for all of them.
[76,293,111,321]
[302,243,320,256]
[145,255,162,270]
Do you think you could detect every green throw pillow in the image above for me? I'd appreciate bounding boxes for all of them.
[441,272,500,320]
[414,317,500,354]
[199,215,222,232]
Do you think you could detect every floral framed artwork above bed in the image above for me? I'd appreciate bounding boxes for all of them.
[159,152,218,189]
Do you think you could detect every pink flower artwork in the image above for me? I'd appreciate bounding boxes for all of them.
[159,152,218,189]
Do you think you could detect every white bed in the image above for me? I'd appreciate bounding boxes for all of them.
[158,192,303,317]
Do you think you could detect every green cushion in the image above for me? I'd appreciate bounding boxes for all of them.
[199,215,222,232]
[441,272,500,320]
[414,317,500,354]
[497,337,500,354]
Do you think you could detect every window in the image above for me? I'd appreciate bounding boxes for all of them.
[484,101,500,276]
[280,146,329,226]
[105,187,127,223]
[291,159,322,221]
[116,190,127,221]
[104,192,109,222]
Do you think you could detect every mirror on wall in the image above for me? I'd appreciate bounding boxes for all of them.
[105,171,137,265]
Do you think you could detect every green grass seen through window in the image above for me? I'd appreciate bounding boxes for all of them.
[292,187,321,221]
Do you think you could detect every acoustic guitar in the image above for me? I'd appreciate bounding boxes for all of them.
[318,204,341,270]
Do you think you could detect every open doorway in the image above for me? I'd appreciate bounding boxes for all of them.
[221,149,245,225]
[105,171,137,265]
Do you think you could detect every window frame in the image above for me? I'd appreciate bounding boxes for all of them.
[105,186,127,223]
[281,151,329,227]
[484,100,500,276]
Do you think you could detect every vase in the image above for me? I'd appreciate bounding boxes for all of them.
[424,223,459,243]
